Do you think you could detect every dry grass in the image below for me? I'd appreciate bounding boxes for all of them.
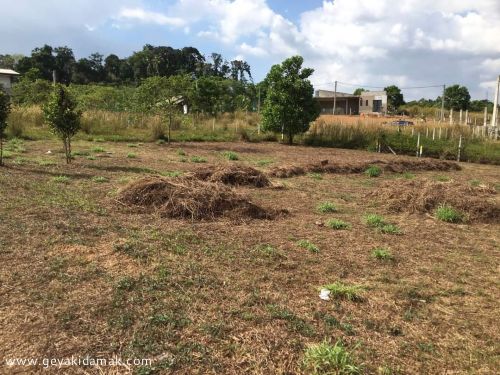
[0,140,498,374]
[189,165,271,187]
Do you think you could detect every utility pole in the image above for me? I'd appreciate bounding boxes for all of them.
[440,85,446,122]
[333,81,337,115]
[491,75,500,128]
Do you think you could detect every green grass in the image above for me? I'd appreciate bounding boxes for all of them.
[326,219,351,230]
[92,146,106,153]
[435,175,450,182]
[379,224,402,235]
[322,282,364,301]
[127,143,139,148]
[365,165,382,177]
[86,156,96,160]
[372,248,393,261]
[402,172,416,179]
[434,204,464,223]
[190,156,207,163]
[303,340,360,375]
[52,175,71,184]
[160,171,183,178]
[38,159,56,166]
[92,176,109,183]
[72,150,90,156]
[317,201,338,213]
[256,159,273,167]
[255,244,281,258]
[222,151,239,160]
[308,172,323,180]
[176,148,186,156]
[127,153,137,159]
[364,214,387,227]
[470,179,481,187]
[297,240,319,253]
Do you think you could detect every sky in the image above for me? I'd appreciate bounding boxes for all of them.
[1,0,500,100]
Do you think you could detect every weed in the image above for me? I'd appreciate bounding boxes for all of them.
[177,148,186,156]
[372,248,393,261]
[364,214,387,227]
[222,151,239,160]
[92,146,105,153]
[303,340,360,375]
[86,156,96,160]
[322,282,364,301]
[190,156,207,163]
[38,159,56,166]
[317,201,338,213]
[127,153,137,159]
[402,172,415,179]
[469,179,481,187]
[266,304,315,337]
[160,171,182,178]
[297,240,319,253]
[256,159,273,167]
[365,165,382,177]
[92,176,109,183]
[72,150,90,156]
[179,157,187,162]
[434,204,464,223]
[255,244,281,258]
[52,176,70,184]
[127,143,139,148]
[326,219,351,230]
[435,175,450,182]
[309,172,323,180]
[379,224,402,235]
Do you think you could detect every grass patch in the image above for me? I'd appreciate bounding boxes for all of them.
[190,156,207,163]
[160,171,183,178]
[308,172,323,180]
[222,151,239,160]
[92,146,106,153]
[364,214,387,227]
[372,248,393,261]
[86,156,96,160]
[127,153,137,159]
[379,224,402,235]
[176,148,186,156]
[72,150,90,157]
[266,304,315,337]
[326,219,351,230]
[365,165,382,177]
[52,176,70,184]
[297,240,319,253]
[303,340,360,375]
[434,204,464,223]
[317,201,338,213]
[322,282,364,301]
[256,159,273,167]
[402,172,415,179]
[435,175,450,182]
[38,159,56,166]
[255,244,281,258]
[92,176,109,183]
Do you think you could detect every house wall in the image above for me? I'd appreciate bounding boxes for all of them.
[0,75,12,89]
[359,92,388,114]
[318,98,360,115]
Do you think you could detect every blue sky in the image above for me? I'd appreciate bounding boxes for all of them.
[1,0,500,100]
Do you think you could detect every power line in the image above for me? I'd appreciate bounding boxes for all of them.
[315,81,444,90]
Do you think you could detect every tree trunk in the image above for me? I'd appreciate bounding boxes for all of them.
[67,137,72,164]
[288,131,294,145]
[168,112,172,144]
[0,134,3,166]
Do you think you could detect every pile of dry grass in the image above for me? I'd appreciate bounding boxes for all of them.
[268,158,460,178]
[190,165,270,187]
[368,179,499,223]
[117,177,279,220]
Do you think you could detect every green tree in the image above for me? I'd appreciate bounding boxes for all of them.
[444,85,471,111]
[43,85,82,163]
[353,88,367,96]
[384,85,405,113]
[0,89,11,166]
[261,56,320,144]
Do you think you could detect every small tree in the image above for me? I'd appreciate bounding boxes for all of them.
[444,84,471,111]
[43,84,81,163]
[262,56,320,144]
[0,88,11,166]
[384,85,405,113]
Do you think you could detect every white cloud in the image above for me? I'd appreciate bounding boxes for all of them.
[117,7,186,27]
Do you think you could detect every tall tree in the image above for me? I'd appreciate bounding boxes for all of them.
[54,46,76,84]
[353,88,367,96]
[261,56,320,144]
[384,85,405,113]
[444,85,471,111]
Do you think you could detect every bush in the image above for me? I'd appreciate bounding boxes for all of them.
[435,205,464,223]
[365,165,382,177]
[317,202,337,213]
[303,340,360,375]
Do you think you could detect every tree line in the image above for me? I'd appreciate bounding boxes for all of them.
[0,44,252,85]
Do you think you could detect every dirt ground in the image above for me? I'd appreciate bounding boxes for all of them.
[0,140,499,374]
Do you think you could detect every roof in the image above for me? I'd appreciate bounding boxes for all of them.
[0,69,20,76]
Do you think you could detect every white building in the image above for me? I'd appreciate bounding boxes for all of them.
[0,69,20,94]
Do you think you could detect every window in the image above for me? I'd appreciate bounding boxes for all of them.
[366,100,369,106]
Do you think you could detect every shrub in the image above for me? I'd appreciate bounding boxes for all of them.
[435,204,464,223]
[317,202,337,213]
[222,151,239,160]
[303,340,361,375]
[372,248,393,261]
[297,240,319,253]
[322,282,364,301]
[365,165,382,177]
[326,219,351,230]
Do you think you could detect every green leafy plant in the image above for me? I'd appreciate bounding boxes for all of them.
[308,172,323,180]
[326,219,351,230]
[434,204,464,223]
[364,214,387,227]
[372,248,393,261]
[127,153,137,159]
[365,165,382,177]
[379,224,402,235]
[317,202,338,213]
[297,240,319,253]
[303,340,360,375]
[43,84,82,164]
[190,156,207,163]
